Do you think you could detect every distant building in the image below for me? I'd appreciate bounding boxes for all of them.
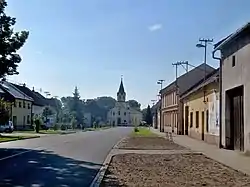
[107,78,142,127]
[160,63,215,134]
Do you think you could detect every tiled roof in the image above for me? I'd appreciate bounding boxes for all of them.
[160,63,215,96]
[0,81,33,101]
[181,69,219,99]
[12,84,47,106]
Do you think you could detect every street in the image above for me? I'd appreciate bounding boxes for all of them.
[0,127,131,187]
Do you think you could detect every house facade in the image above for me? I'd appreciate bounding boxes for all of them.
[214,22,250,153]
[181,69,220,145]
[107,78,142,127]
[160,63,215,134]
[0,81,33,129]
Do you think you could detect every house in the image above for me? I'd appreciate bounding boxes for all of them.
[181,69,219,145]
[160,63,215,134]
[0,81,33,130]
[107,78,142,127]
[12,84,48,119]
[213,22,250,153]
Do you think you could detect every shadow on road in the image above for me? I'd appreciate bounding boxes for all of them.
[0,148,102,187]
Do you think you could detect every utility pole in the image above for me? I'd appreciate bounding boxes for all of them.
[172,61,188,95]
[157,79,165,132]
[196,38,213,102]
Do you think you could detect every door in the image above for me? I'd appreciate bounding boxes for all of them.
[184,106,189,135]
[12,116,17,130]
[117,117,121,126]
[232,93,244,151]
[201,111,205,140]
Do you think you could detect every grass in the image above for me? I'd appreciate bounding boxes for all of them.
[84,126,111,131]
[0,135,39,143]
[131,127,158,137]
[15,129,64,134]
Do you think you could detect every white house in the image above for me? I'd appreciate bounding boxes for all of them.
[107,78,142,127]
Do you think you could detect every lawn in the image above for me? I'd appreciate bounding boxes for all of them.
[84,126,111,131]
[131,127,157,137]
[15,129,63,134]
[0,135,39,143]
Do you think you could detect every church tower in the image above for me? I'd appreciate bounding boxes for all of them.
[117,77,126,102]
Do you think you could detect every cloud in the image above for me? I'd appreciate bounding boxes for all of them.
[148,24,163,32]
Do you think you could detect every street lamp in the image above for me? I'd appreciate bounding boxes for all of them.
[157,79,165,132]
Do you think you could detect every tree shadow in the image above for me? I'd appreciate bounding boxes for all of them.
[0,148,102,187]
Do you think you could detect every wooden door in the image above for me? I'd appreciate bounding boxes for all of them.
[201,111,205,140]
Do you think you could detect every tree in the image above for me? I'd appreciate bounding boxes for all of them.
[71,86,83,125]
[127,100,141,110]
[145,105,152,126]
[0,99,9,125]
[0,0,29,78]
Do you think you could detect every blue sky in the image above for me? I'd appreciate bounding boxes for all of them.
[5,0,250,108]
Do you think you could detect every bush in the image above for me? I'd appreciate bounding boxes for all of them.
[61,124,66,131]
[134,127,139,132]
[53,123,59,131]
[34,118,42,133]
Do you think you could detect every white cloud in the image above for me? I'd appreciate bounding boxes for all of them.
[148,24,163,32]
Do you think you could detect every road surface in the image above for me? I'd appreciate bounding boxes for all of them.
[0,127,131,187]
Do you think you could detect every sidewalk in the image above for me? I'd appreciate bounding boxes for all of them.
[151,128,250,176]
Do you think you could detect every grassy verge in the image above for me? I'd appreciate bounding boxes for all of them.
[0,135,39,143]
[15,130,64,134]
[131,127,158,137]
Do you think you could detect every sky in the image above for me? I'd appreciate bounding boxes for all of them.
[5,0,250,108]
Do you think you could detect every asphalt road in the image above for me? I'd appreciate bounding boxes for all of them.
[0,127,131,187]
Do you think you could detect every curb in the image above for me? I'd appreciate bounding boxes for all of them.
[89,136,127,187]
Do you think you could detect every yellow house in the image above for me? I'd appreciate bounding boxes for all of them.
[181,69,220,145]
[0,81,33,130]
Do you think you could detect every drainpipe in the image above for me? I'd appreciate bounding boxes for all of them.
[212,50,222,149]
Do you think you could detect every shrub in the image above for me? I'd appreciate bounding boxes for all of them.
[34,118,42,133]
[134,127,139,132]
[61,124,66,131]
[53,123,59,131]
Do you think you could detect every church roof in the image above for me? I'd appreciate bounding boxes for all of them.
[117,79,125,94]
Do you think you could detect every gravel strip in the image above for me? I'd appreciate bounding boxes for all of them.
[101,153,250,187]
[117,137,186,150]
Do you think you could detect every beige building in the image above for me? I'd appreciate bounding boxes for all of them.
[181,69,219,145]
[160,63,215,134]
[214,22,250,153]
[0,81,33,129]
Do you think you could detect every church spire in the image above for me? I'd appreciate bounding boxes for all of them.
[117,76,126,102]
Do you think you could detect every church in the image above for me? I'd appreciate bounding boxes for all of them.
[107,78,142,127]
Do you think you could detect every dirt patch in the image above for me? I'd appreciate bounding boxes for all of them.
[117,137,186,150]
[100,153,250,187]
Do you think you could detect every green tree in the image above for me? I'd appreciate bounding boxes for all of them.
[71,86,83,126]
[145,105,152,126]
[127,100,141,109]
[0,99,9,125]
[0,0,29,78]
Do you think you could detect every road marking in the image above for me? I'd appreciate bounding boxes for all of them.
[0,149,34,161]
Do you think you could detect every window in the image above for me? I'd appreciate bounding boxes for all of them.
[14,101,16,107]
[27,115,30,124]
[23,101,26,108]
[28,103,30,109]
[190,112,193,127]
[118,111,120,115]
[19,102,22,108]
[124,112,126,116]
[232,55,236,67]
[113,112,115,116]
[196,111,199,128]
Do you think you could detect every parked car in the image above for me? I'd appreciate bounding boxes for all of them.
[0,121,14,133]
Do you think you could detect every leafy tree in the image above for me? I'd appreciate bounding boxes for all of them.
[71,86,83,125]
[145,105,152,125]
[0,0,29,78]
[127,100,141,109]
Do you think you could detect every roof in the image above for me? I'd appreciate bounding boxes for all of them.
[12,84,47,106]
[0,81,33,101]
[117,79,125,94]
[214,22,250,51]
[161,63,215,96]
[181,69,219,99]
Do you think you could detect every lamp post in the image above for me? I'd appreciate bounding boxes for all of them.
[157,79,165,132]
